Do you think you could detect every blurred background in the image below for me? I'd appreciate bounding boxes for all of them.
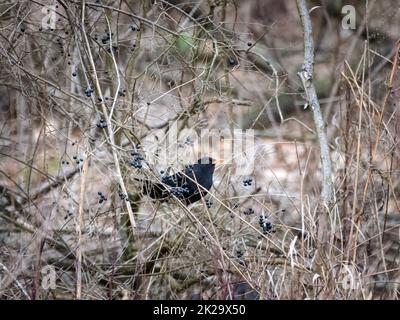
[0,0,399,299]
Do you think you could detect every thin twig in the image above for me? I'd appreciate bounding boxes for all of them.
[81,0,137,230]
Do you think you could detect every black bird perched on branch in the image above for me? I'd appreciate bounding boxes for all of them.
[137,157,220,205]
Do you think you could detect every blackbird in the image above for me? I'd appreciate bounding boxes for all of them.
[137,157,219,205]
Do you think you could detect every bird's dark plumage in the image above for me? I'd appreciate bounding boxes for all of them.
[138,157,216,204]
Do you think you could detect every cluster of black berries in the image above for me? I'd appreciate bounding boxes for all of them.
[85,87,94,97]
[236,249,244,258]
[37,8,57,31]
[243,178,252,186]
[64,209,73,220]
[118,192,128,201]
[170,186,190,198]
[259,215,273,234]
[73,155,83,165]
[56,37,63,53]
[98,192,107,204]
[206,199,213,208]
[101,33,111,44]
[107,46,118,53]
[185,137,193,146]
[130,25,140,31]
[244,208,255,215]
[178,137,194,148]
[130,152,144,168]
[61,160,70,165]
[118,89,126,97]
[198,234,206,241]
[161,174,177,185]
[97,118,107,128]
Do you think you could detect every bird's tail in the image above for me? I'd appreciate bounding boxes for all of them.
[134,177,166,200]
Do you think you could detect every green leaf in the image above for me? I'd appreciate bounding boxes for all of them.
[175,32,193,54]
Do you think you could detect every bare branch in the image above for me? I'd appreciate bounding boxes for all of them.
[296,0,334,206]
